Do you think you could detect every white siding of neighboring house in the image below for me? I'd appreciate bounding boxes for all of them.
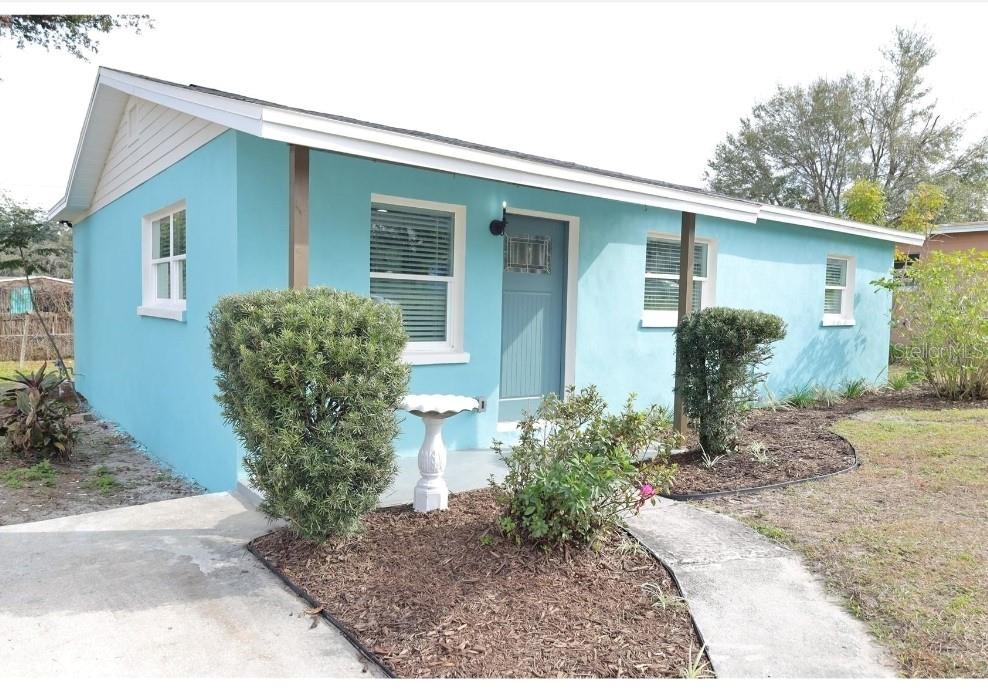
[90,95,227,214]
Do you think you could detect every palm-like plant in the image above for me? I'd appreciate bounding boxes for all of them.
[0,363,76,457]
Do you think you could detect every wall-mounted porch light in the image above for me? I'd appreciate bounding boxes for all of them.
[489,201,508,236]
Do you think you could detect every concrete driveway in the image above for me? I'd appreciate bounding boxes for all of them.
[0,492,381,677]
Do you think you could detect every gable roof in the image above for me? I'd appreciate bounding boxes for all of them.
[50,67,924,245]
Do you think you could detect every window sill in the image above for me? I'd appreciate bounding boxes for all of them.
[640,311,678,328]
[402,351,470,366]
[821,317,855,327]
[137,305,186,322]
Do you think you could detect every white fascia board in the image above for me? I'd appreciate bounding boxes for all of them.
[759,205,925,245]
[259,106,763,223]
[47,195,69,221]
[48,78,110,222]
[99,70,263,136]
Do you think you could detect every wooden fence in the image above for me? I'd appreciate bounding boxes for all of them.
[0,280,73,363]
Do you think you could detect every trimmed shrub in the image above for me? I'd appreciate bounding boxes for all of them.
[209,287,409,541]
[885,250,988,400]
[0,363,76,458]
[676,307,787,455]
[492,386,679,549]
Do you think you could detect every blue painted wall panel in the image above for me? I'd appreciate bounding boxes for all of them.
[299,143,893,456]
[73,131,241,491]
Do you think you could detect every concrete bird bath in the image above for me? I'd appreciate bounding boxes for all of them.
[400,394,480,512]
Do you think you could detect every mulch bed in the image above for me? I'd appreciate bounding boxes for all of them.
[667,387,986,497]
[250,489,707,678]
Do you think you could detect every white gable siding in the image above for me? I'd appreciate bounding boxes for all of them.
[90,96,227,214]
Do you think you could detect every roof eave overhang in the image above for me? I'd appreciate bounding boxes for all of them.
[50,68,926,247]
[933,222,988,235]
[759,205,925,245]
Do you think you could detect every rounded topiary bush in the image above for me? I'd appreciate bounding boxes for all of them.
[676,307,786,456]
[209,287,409,541]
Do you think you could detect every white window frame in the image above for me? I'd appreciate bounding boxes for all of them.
[137,200,187,322]
[641,232,717,328]
[370,194,468,365]
[822,254,855,327]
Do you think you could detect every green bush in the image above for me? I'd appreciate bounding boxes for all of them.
[209,287,410,541]
[883,250,988,400]
[0,363,75,458]
[492,386,679,549]
[676,307,787,455]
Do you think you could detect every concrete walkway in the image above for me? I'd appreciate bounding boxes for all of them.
[624,498,896,678]
[0,493,380,677]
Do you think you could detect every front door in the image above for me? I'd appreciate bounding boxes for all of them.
[498,214,568,422]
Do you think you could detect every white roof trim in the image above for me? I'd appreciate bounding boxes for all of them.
[49,68,926,246]
[933,221,988,235]
[759,205,924,245]
[0,275,73,284]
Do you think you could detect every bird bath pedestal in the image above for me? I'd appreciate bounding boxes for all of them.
[400,394,480,513]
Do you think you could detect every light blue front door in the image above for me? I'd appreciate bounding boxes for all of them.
[499,214,568,422]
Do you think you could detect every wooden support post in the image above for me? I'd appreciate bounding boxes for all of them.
[673,211,696,435]
[289,144,310,289]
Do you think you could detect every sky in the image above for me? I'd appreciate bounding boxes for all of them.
[1,2,987,210]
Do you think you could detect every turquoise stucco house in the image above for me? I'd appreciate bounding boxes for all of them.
[50,68,924,493]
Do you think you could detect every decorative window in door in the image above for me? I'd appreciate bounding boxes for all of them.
[504,234,551,274]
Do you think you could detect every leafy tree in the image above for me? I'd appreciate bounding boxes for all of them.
[707,28,988,226]
[844,179,887,225]
[0,15,150,63]
[899,182,947,235]
[0,197,72,377]
[707,76,862,214]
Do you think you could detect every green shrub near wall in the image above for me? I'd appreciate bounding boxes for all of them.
[884,250,988,400]
[209,287,409,541]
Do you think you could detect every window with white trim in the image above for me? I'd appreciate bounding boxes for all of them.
[369,196,467,361]
[138,202,187,321]
[823,255,855,325]
[641,234,714,327]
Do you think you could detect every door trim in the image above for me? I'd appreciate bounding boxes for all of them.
[504,206,579,389]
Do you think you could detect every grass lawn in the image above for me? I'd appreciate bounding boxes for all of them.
[0,359,74,389]
[706,406,988,677]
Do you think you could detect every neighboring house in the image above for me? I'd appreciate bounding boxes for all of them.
[896,221,988,267]
[49,68,924,492]
[891,221,988,345]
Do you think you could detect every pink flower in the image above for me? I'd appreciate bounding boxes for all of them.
[639,484,655,499]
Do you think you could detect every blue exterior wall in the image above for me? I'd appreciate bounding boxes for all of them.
[74,129,894,491]
[297,141,893,455]
[74,131,241,490]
